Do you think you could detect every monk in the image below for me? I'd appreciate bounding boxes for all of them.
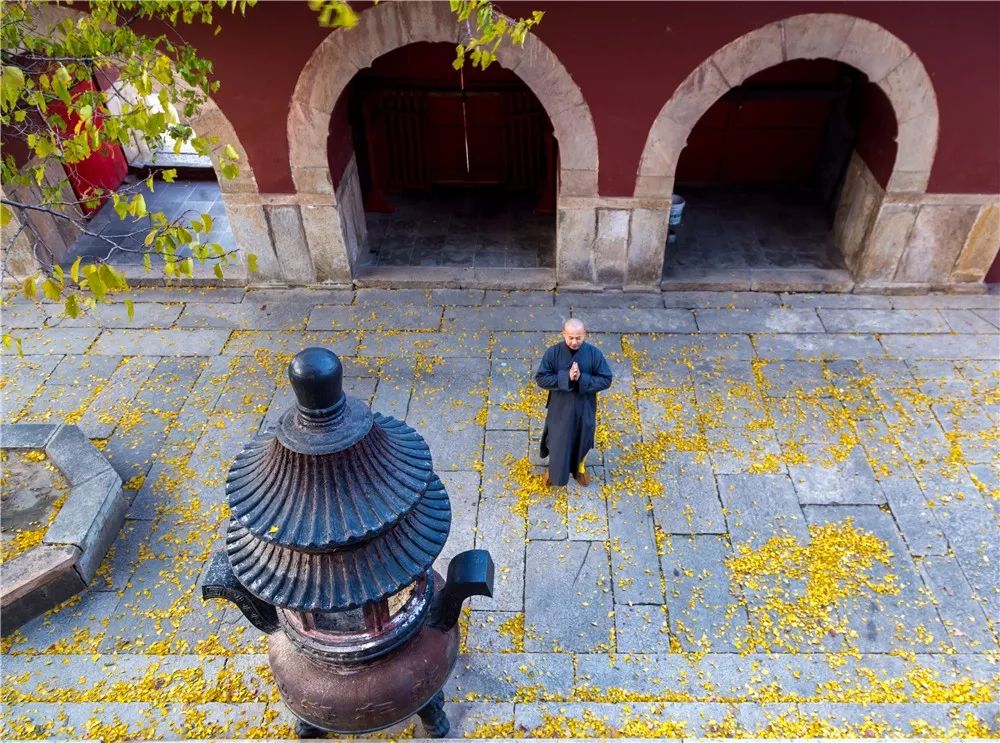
[535,318,613,487]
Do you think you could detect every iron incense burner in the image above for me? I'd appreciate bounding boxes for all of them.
[202,347,493,738]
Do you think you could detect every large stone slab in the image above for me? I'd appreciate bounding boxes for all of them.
[606,481,663,605]
[819,309,950,333]
[614,603,672,653]
[779,292,893,309]
[72,357,159,441]
[753,333,885,359]
[879,333,999,360]
[308,304,442,331]
[89,328,230,356]
[223,329,356,357]
[787,444,885,505]
[626,332,756,362]
[1,328,99,355]
[877,476,947,556]
[650,453,726,535]
[354,288,484,305]
[524,540,613,652]
[575,307,696,333]
[940,308,999,334]
[662,291,782,308]
[444,306,563,332]
[435,470,480,577]
[177,302,308,330]
[482,290,553,306]
[661,533,749,652]
[555,291,662,309]
[406,357,486,471]
[56,302,182,329]
[47,354,122,386]
[473,430,527,612]
[514,701,738,737]
[717,474,808,549]
[696,307,824,333]
[355,328,485,358]
[918,471,1000,620]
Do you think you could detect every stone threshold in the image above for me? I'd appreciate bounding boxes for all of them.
[662,268,855,293]
[353,265,557,290]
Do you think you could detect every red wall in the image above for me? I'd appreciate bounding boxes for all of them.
[150,1,999,197]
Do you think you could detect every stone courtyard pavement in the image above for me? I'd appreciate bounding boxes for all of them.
[1,286,998,740]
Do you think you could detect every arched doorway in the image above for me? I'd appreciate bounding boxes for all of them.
[344,42,556,273]
[662,58,896,288]
[634,14,939,289]
[288,1,598,286]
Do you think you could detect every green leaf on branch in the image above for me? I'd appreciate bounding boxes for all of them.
[64,294,80,319]
[247,253,258,273]
[42,279,61,302]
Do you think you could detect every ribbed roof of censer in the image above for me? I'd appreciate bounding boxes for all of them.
[222,347,452,612]
[227,475,451,610]
[226,414,433,548]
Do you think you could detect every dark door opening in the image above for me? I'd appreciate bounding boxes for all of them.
[665,59,894,286]
[343,43,556,271]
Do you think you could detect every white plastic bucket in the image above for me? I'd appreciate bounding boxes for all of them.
[669,194,686,226]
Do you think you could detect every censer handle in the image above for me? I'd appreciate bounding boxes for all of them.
[200,550,280,634]
[427,549,495,631]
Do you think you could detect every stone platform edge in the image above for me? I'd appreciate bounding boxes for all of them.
[0,423,124,635]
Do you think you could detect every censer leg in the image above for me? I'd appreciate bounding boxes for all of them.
[294,719,327,739]
[417,690,450,738]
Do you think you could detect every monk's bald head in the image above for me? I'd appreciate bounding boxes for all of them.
[562,318,586,350]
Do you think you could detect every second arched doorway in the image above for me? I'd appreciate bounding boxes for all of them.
[634,13,940,290]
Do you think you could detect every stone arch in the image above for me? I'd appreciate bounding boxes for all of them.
[635,14,939,199]
[632,14,941,286]
[288,0,599,283]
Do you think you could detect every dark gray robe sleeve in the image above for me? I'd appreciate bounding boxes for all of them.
[535,346,570,391]
[579,348,613,393]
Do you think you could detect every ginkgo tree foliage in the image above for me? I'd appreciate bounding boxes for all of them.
[0,0,542,350]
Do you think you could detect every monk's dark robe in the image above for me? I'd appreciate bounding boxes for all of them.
[535,341,613,486]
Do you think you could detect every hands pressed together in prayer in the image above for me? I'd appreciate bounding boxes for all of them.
[569,361,581,382]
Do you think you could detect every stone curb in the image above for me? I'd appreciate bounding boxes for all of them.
[0,423,124,635]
